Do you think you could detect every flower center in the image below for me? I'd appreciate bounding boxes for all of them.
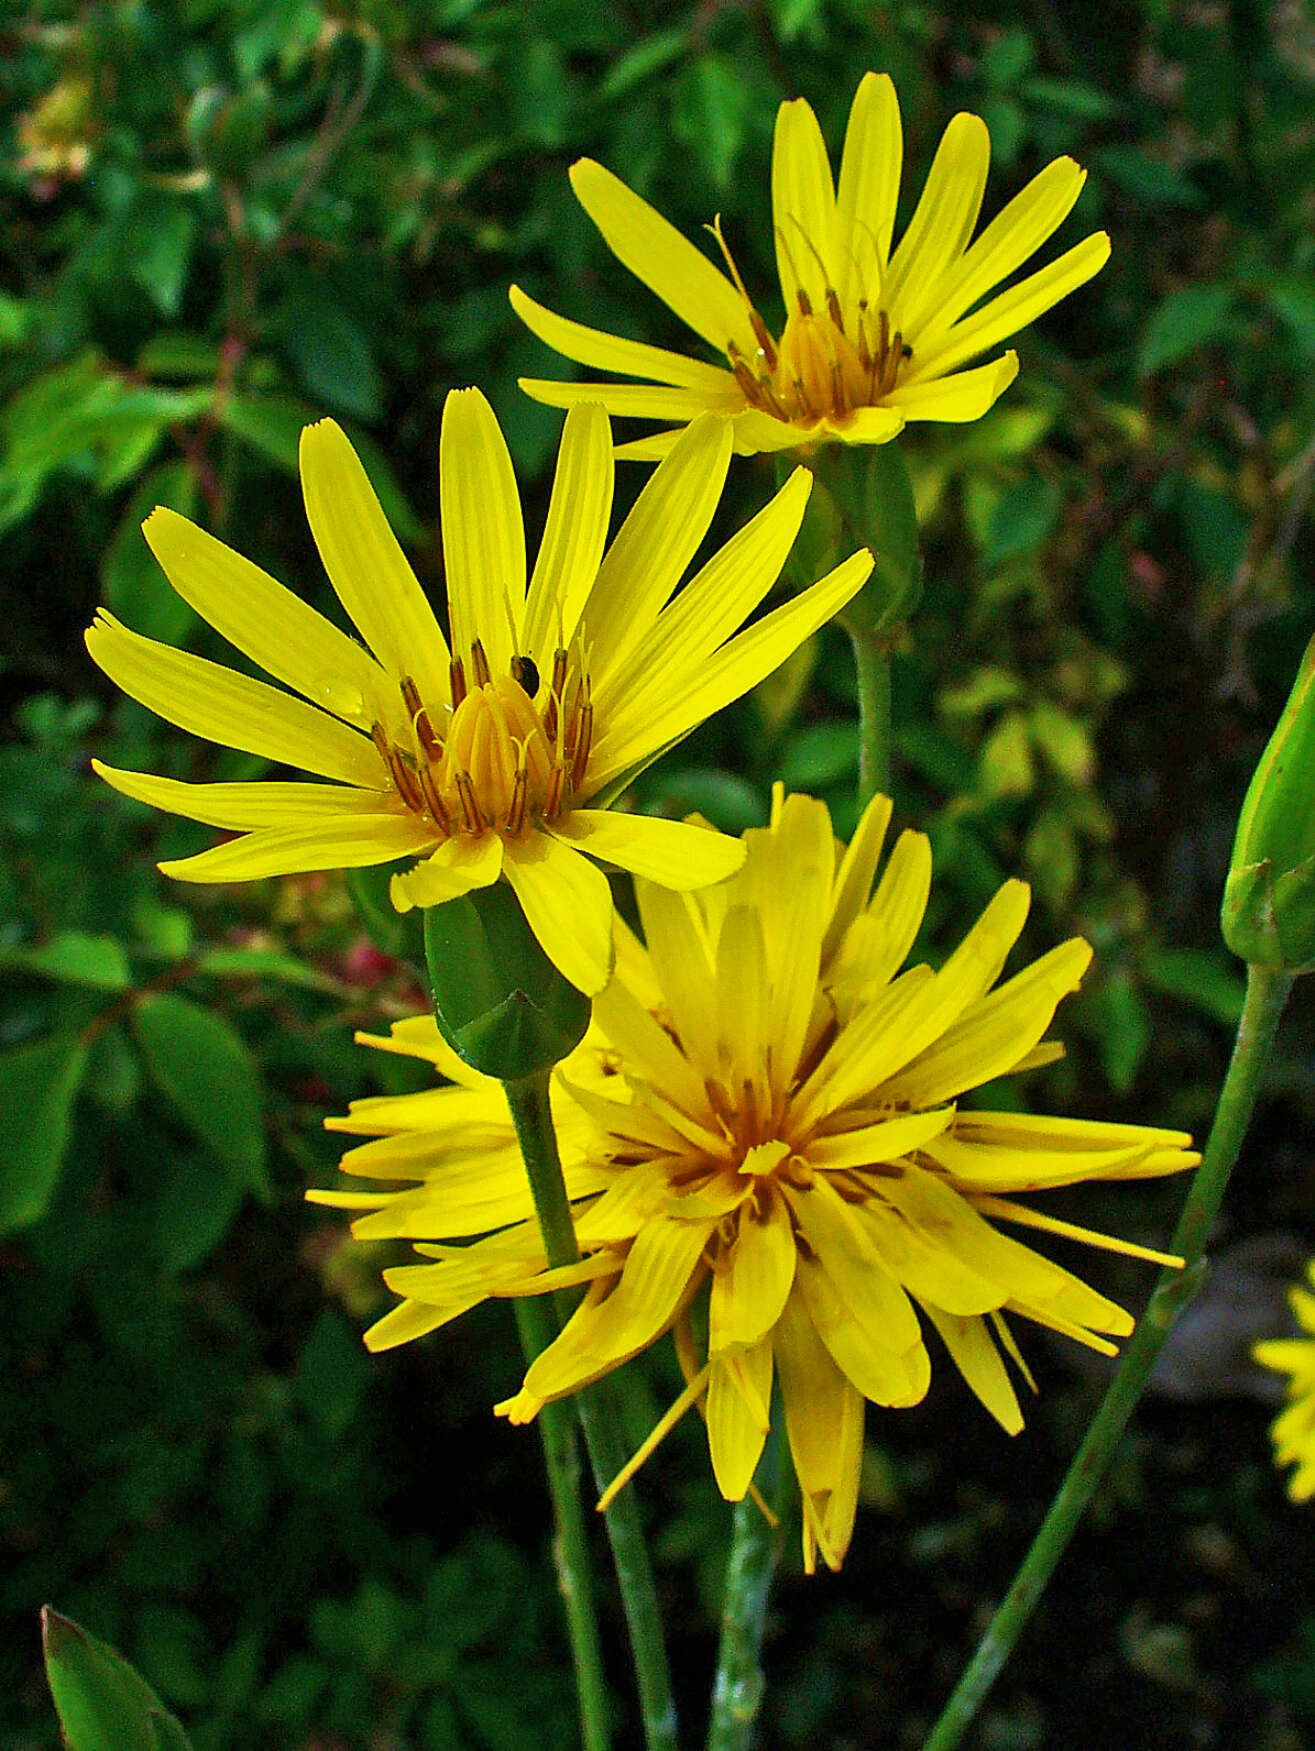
[371,637,593,838]
[710,219,911,427]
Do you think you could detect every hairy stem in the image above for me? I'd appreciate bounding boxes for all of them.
[920,962,1293,1751]
[706,1436,791,1751]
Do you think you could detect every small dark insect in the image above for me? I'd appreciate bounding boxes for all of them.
[511,654,540,696]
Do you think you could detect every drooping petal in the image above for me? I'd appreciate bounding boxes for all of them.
[773,1287,865,1572]
[142,508,390,726]
[440,388,527,676]
[502,831,616,995]
[92,762,394,829]
[772,96,840,313]
[833,406,907,444]
[299,419,451,694]
[523,401,615,664]
[516,379,725,420]
[707,1342,773,1500]
[551,810,745,890]
[85,611,385,788]
[389,831,504,911]
[709,1188,797,1354]
[570,158,760,357]
[159,814,437,883]
[922,1304,1024,1434]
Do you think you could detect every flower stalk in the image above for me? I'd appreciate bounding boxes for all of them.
[920,961,1293,1751]
[706,1435,791,1751]
[504,1070,680,1751]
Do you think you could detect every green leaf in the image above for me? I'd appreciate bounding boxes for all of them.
[672,56,753,192]
[131,994,270,1200]
[595,29,688,101]
[42,1608,191,1751]
[1143,948,1245,1027]
[153,1147,244,1272]
[0,931,131,989]
[0,1033,90,1232]
[779,722,858,790]
[279,295,383,422]
[195,946,344,993]
[1029,700,1093,784]
[978,709,1035,798]
[103,462,200,644]
[129,202,199,319]
[218,392,319,473]
[1088,969,1151,1095]
[983,477,1062,566]
[1137,284,1233,376]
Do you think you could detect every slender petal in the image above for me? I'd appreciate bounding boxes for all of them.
[439,388,527,675]
[552,810,746,890]
[502,832,616,996]
[837,72,903,301]
[523,401,614,663]
[772,97,840,313]
[93,762,394,828]
[390,832,504,911]
[510,285,736,390]
[159,814,436,882]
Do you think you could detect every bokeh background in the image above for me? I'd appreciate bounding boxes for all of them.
[3,1,1314,1747]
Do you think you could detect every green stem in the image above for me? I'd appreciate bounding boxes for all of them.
[845,620,892,806]
[505,1071,681,1751]
[920,962,1293,1751]
[514,1297,612,1751]
[705,1436,791,1751]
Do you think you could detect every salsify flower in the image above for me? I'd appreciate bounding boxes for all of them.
[86,392,871,994]
[1254,1260,1315,1503]
[511,71,1109,460]
[314,789,1197,1570]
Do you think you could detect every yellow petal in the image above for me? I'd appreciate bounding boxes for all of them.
[886,352,1018,422]
[794,1245,930,1406]
[590,549,872,789]
[515,378,726,420]
[523,402,614,664]
[159,814,437,883]
[142,508,390,726]
[570,157,759,357]
[808,1106,956,1169]
[884,112,991,335]
[773,1287,864,1571]
[364,1297,466,1352]
[787,1175,924,1362]
[439,388,526,677]
[892,937,1093,1107]
[510,284,739,390]
[299,419,450,693]
[707,1344,773,1500]
[837,72,903,308]
[923,1128,1192,1193]
[591,978,709,1120]
[822,789,892,962]
[502,831,615,995]
[552,810,745,891]
[93,762,393,828]
[85,611,384,788]
[611,428,689,462]
[709,1187,797,1354]
[598,467,812,705]
[910,231,1111,381]
[632,883,720,1069]
[834,407,907,443]
[772,96,839,313]
[916,155,1088,348]
[752,793,833,1094]
[587,414,732,689]
[922,1305,1024,1434]
[389,831,503,911]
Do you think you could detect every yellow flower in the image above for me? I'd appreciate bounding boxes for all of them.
[1254,1261,1315,1503]
[315,789,1196,1570]
[512,72,1109,460]
[86,393,871,995]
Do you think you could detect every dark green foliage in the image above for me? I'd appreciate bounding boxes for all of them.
[3,0,1314,1747]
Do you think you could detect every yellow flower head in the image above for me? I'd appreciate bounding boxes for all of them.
[1254,1261,1315,1503]
[86,393,871,994]
[315,789,1196,1571]
[513,71,1109,460]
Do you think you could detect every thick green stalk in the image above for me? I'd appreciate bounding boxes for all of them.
[920,962,1293,1751]
[705,1437,791,1751]
[846,622,892,805]
[505,1072,680,1751]
[514,1297,612,1751]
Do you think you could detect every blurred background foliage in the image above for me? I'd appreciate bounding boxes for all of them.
[2,0,1314,1746]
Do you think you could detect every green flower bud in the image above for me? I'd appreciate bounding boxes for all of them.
[423,880,591,1081]
[1222,633,1315,974]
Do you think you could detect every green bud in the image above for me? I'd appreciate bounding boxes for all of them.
[1222,633,1315,974]
[41,1607,193,1751]
[423,881,591,1081]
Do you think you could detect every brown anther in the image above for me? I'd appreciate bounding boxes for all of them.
[825,286,844,330]
[454,769,486,834]
[791,375,815,421]
[506,764,529,835]
[543,647,569,744]
[469,639,491,688]
[740,1078,760,1141]
[545,760,567,819]
[830,360,847,417]
[749,311,778,371]
[401,676,442,758]
[705,1078,733,1124]
[449,655,468,709]
[877,330,904,398]
[796,288,813,319]
[570,699,593,790]
[390,751,426,813]
[370,721,391,761]
[415,761,451,832]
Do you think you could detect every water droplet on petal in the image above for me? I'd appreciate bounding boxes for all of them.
[316,676,368,725]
